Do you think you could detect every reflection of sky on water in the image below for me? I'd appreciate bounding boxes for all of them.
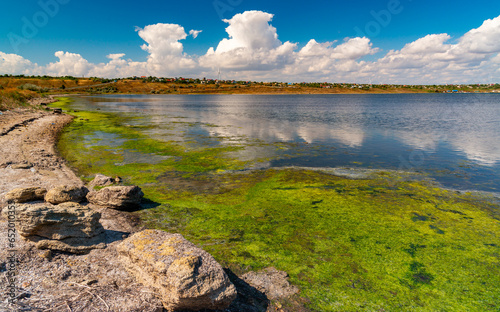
[72,94,500,192]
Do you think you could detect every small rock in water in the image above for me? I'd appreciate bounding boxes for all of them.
[241,267,299,300]
[88,173,116,189]
[86,186,143,210]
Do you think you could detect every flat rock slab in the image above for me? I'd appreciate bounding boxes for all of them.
[6,202,106,254]
[4,187,47,203]
[117,229,237,311]
[45,185,89,204]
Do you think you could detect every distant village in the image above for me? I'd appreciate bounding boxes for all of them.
[124,75,500,93]
[2,74,500,94]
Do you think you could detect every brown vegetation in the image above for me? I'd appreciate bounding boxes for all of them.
[2,76,498,100]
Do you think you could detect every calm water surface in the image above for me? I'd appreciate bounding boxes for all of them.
[71,94,500,193]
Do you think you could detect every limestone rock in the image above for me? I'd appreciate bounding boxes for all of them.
[45,185,88,204]
[4,187,47,203]
[7,202,105,254]
[117,229,237,311]
[88,173,116,190]
[86,186,143,209]
[241,267,299,300]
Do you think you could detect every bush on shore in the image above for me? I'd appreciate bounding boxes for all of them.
[17,83,49,93]
[0,89,37,111]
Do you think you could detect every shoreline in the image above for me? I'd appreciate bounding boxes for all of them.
[2,76,499,97]
[0,106,163,311]
[2,97,499,311]
[0,100,305,312]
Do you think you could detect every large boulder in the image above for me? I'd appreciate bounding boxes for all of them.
[88,173,118,190]
[117,229,237,311]
[86,186,143,210]
[5,202,105,254]
[4,187,47,203]
[45,185,88,204]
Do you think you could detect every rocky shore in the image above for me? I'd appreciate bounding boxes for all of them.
[0,104,303,311]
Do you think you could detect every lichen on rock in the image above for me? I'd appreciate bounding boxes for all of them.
[117,229,237,311]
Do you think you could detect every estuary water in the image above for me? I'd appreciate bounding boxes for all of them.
[72,93,500,194]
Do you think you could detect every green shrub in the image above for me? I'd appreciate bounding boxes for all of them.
[17,83,49,92]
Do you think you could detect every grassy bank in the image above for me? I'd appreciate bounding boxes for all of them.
[0,88,38,111]
[52,97,500,311]
[3,75,499,95]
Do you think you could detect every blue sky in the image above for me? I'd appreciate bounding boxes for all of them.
[1,0,500,83]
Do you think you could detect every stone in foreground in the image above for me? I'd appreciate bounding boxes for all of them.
[117,229,237,311]
[86,185,144,210]
[45,185,88,204]
[4,187,47,203]
[8,202,105,253]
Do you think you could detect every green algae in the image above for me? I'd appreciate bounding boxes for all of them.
[52,97,500,311]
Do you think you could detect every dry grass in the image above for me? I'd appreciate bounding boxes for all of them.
[0,88,39,111]
[0,77,436,97]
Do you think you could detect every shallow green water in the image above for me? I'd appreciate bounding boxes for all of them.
[53,97,500,311]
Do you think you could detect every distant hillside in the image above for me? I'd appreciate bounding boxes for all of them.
[1,75,499,109]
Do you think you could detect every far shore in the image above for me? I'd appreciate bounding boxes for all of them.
[2,76,499,97]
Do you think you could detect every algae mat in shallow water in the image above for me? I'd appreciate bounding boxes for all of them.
[53,97,500,311]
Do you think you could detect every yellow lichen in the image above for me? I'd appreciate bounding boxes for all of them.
[158,244,176,256]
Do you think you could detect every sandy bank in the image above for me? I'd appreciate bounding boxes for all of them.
[0,108,164,311]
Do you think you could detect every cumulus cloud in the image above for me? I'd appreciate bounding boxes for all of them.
[361,15,500,83]
[199,10,297,71]
[44,51,92,77]
[458,15,500,54]
[0,52,38,75]
[284,37,378,78]
[1,11,500,83]
[136,23,197,75]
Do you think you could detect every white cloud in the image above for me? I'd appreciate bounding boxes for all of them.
[218,11,280,52]
[360,16,500,83]
[285,37,378,78]
[331,37,379,60]
[44,51,91,77]
[199,10,297,71]
[136,23,197,75]
[0,11,499,83]
[107,53,126,60]
[0,52,38,75]
[457,15,500,54]
[189,29,202,39]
